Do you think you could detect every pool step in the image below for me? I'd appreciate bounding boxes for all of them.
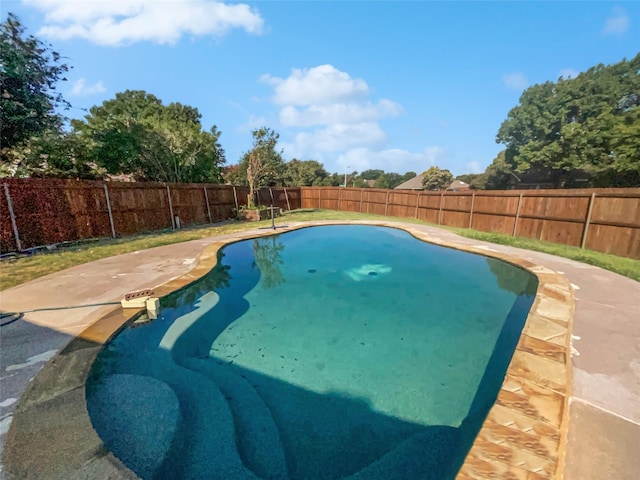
[182,357,290,480]
[157,364,261,480]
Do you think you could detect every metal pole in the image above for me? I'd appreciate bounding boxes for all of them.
[512,193,523,237]
[414,192,421,219]
[103,183,116,238]
[166,185,175,229]
[269,188,275,207]
[283,188,291,211]
[203,187,212,224]
[232,186,239,216]
[581,192,597,249]
[3,183,22,251]
[468,192,476,229]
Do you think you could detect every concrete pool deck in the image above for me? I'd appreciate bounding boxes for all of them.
[1,220,638,479]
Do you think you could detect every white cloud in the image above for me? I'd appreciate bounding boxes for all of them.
[256,64,446,174]
[559,68,579,80]
[69,78,106,96]
[260,65,370,106]
[280,100,403,127]
[237,114,269,133]
[24,0,264,46]
[466,160,483,174]
[503,71,529,91]
[284,123,388,157]
[334,146,447,174]
[603,7,629,36]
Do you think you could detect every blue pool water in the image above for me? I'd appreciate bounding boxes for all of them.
[87,225,537,480]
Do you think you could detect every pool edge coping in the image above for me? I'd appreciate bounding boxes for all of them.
[2,220,573,480]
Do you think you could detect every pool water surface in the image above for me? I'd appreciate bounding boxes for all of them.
[87,225,537,479]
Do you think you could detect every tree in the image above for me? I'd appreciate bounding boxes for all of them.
[1,13,71,162]
[496,54,640,187]
[243,127,284,206]
[0,130,97,178]
[360,169,384,180]
[421,166,454,190]
[282,159,329,186]
[71,90,225,182]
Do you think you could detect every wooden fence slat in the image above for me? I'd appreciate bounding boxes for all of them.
[513,193,523,236]
[581,192,596,249]
[3,183,22,251]
[103,184,116,238]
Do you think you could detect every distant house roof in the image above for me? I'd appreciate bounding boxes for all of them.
[395,176,472,191]
[394,174,425,190]
[364,179,376,188]
[447,180,470,191]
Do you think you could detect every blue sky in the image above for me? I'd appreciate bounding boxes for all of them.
[5,1,639,176]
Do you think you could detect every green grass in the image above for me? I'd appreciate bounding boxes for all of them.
[1,209,638,290]
[454,229,640,282]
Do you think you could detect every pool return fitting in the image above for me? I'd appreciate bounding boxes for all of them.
[121,288,160,319]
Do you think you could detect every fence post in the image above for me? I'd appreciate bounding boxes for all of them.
[581,192,597,249]
[438,192,445,225]
[468,192,476,229]
[232,186,239,216]
[414,193,421,219]
[319,187,323,209]
[338,187,342,211]
[3,183,22,251]
[166,185,175,229]
[283,188,291,211]
[203,187,212,223]
[102,184,116,238]
[512,193,523,237]
[360,189,364,213]
[384,191,390,216]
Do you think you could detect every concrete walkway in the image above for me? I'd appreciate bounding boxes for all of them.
[1,221,638,479]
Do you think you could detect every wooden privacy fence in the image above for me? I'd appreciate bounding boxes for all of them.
[0,178,301,253]
[300,187,640,259]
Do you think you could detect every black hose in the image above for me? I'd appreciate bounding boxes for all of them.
[0,301,121,327]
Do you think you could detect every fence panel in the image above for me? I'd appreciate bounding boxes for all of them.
[1,180,638,259]
[298,186,640,259]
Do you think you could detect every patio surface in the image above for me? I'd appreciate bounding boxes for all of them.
[1,220,638,479]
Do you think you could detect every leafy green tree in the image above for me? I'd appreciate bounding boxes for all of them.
[455,173,483,187]
[421,166,454,190]
[359,169,384,180]
[282,159,329,186]
[401,171,417,183]
[0,14,71,156]
[243,127,284,206]
[496,54,640,187]
[1,130,97,178]
[72,90,225,183]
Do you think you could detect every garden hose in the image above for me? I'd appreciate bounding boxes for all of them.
[0,301,121,327]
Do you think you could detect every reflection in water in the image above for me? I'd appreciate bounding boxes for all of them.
[485,257,538,296]
[253,237,285,289]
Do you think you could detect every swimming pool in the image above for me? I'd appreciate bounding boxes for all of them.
[86,225,537,480]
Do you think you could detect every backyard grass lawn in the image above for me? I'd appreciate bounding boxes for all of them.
[1,209,638,291]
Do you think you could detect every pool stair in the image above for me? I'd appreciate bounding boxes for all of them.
[181,357,290,480]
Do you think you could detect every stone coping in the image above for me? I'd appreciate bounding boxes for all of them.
[2,221,573,480]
